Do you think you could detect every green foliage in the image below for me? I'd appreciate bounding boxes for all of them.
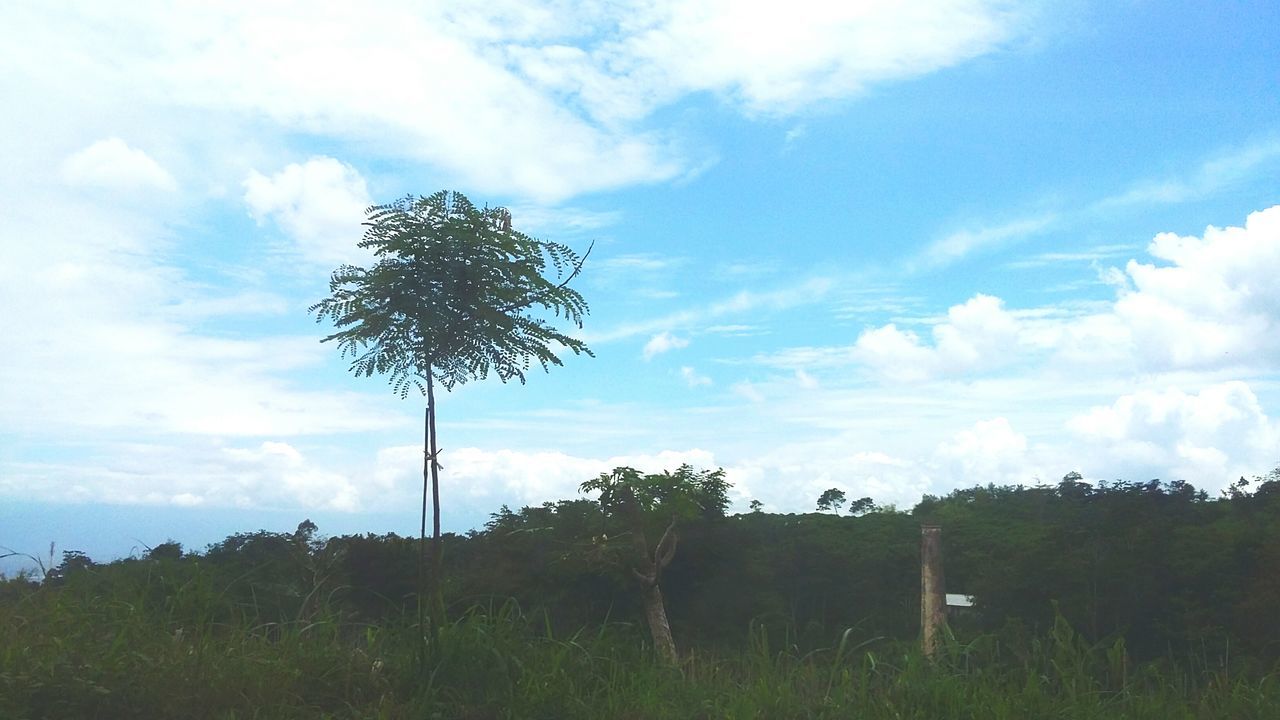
[816,488,846,513]
[847,496,876,516]
[580,464,730,521]
[308,190,592,396]
[145,540,182,561]
[914,473,1280,658]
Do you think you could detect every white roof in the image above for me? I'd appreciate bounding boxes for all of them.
[945,593,975,607]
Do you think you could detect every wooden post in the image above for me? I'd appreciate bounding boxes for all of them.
[920,524,946,660]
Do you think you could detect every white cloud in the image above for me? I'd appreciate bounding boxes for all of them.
[777,205,1280,382]
[852,294,1023,381]
[61,138,176,193]
[1112,205,1280,370]
[850,325,935,382]
[1068,382,1279,485]
[794,369,818,389]
[725,446,929,513]
[934,417,1037,487]
[591,276,834,343]
[596,254,681,273]
[503,204,621,235]
[915,214,1056,269]
[2,2,1030,203]
[372,445,720,517]
[1099,138,1280,208]
[0,183,399,440]
[731,381,766,403]
[643,331,690,359]
[1005,243,1135,269]
[680,366,712,387]
[244,157,373,267]
[782,124,807,150]
[374,440,938,519]
[1,440,366,512]
[578,0,1028,118]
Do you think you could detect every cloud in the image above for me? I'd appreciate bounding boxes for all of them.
[590,252,686,300]
[375,440,938,520]
[934,417,1036,486]
[372,445,720,518]
[724,446,928,513]
[61,138,176,193]
[243,156,373,267]
[1068,382,1280,485]
[3,2,1030,203]
[578,0,1029,118]
[680,366,712,387]
[0,440,365,512]
[1110,205,1280,370]
[914,214,1056,269]
[782,124,807,151]
[852,294,1023,381]
[503,204,621,236]
[762,204,1280,382]
[1098,137,1280,209]
[1,3,683,203]
[705,324,764,337]
[643,331,690,359]
[731,381,766,403]
[596,254,681,273]
[590,276,833,343]
[0,181,399,440]
[1004,243,1136,269]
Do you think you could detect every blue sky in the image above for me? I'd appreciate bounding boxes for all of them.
[2,1,1279,572]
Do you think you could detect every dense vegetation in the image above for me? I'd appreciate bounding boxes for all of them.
[3,471,1279,718]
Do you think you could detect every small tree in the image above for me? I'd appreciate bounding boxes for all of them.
[310,190,592,634]
[580,464,728,664]
[816,487,847,513]
[847,496,877,516]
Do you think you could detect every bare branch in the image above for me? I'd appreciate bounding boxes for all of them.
[655,518,679,572]
[632,567,655,586]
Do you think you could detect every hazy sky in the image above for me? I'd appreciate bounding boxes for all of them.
[2,1,1279,569]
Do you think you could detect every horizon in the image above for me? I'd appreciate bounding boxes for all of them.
[3,1,1279,574]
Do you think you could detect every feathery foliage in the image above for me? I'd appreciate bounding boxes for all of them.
[308,190,592,396]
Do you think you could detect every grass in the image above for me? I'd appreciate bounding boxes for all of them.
[2,564,1277,719]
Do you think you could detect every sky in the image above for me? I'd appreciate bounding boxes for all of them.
[2,0,1279,573]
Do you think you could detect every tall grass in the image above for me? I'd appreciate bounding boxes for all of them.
[2,564,1277,719]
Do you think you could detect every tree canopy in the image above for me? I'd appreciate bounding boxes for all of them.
[309,190,592,395]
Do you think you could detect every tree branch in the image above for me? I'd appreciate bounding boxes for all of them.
[654,518,679,573]
[496,240,594,313]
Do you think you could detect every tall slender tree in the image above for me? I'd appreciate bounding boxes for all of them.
[309,190,592,637]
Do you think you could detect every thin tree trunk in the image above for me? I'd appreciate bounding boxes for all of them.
[426,372,444,626]
[418,403,429,649]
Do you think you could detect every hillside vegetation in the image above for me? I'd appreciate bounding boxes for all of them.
[3,472,1279,718]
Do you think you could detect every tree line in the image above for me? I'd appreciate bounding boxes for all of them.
[11,467,1278,665]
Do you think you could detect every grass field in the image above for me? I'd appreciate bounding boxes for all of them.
[3,561,1277,720]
